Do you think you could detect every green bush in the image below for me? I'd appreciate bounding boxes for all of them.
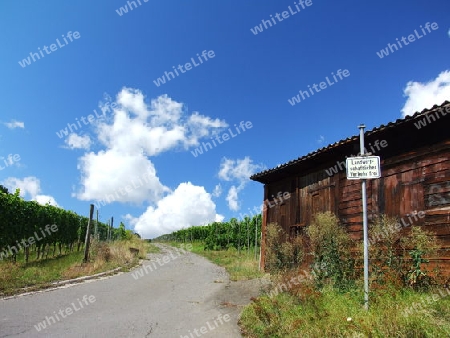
[370,214,440,291]
[307,212,358,291]
[265,223,303,272]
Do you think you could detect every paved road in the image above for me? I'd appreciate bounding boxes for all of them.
[0,244,256,338]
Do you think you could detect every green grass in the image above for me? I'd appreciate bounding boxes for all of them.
[0,251,86,296]
[239,283,450,337]
[146,243,161,254]
[167,241,265,281]
[0,239,159,297]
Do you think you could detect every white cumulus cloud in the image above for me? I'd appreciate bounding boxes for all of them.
[65,133,91,150]
[401,70,450,117]
[218,157,262,182]
[74,88,227,206]
[35,194,59,206]
[128,182,218,239]
[1,176,59,206]
[226,185,240,211]
[75,150,169,204]
[72,88,230,237]
[218,157,264,211]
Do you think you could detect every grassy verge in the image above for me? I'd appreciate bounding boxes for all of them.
[238,213,450,337]
[166,241,265,281]
[239,281,450,337]
[0,238,159,297]
[146,241,450,336]
[146,241,161,254]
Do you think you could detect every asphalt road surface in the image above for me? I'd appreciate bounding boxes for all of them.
[0,244,266,338]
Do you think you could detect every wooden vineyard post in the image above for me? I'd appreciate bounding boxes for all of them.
[95,209,99,240]
[110,217,114,241]
[83,204,95,263]
[254,217,258,261]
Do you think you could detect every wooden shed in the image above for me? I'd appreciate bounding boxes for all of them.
[251,101,450,275]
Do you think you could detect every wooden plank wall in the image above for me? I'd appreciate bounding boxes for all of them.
[263,139,450,276]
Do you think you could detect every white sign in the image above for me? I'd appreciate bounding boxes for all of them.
[346,156,381,180]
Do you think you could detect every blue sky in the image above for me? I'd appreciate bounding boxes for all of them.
[0,0,449,238]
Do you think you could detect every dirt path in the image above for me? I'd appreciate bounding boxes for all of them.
[0,244,268,338]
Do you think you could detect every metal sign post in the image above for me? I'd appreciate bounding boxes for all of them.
[359,125,370,310]
[345,125,381,310]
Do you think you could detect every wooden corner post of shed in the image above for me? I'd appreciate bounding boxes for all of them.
[259,184,269,271]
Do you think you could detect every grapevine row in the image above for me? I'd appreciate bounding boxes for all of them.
[155,214,262,251]
[0,187,110,262]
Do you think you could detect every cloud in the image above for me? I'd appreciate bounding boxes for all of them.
[94,90,227,156]
[74,150,169,204]
[74,88,227,206]
[212,184,222,197]
[401,70,450,117]
[128,182,218,238]
[3,120,24,129]
[65,133,91,150]
[71,88,231,235]
[218,157,264,211]
[215,214,225,222]
[2,177,40,197]
[1,176,59,206]
[218,157,263,183]
[35,194,59,206]
[226,185,240,211]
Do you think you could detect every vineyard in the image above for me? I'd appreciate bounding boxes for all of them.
[155,214,262,252]
[0,186,124,263]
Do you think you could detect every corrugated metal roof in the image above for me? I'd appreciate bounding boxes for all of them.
[250,101,450,182]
